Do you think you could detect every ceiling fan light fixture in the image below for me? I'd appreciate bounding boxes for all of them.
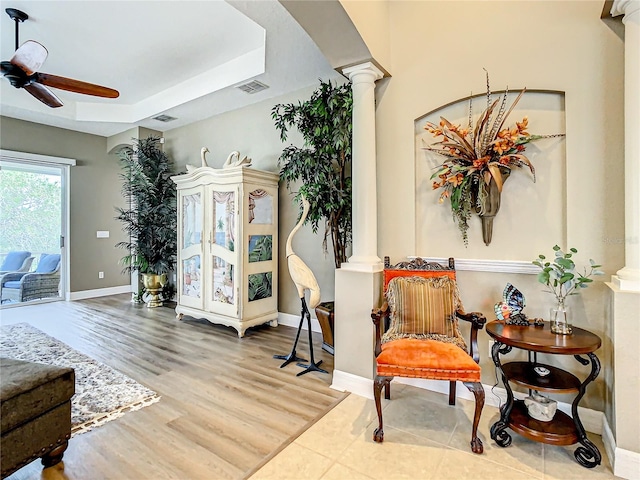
[237,80,269,94]
[152,114,177,123]
[2,8,120,107]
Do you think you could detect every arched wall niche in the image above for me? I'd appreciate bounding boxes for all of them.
[414,89,567,266]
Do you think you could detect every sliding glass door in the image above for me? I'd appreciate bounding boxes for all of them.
[0,152,73,307]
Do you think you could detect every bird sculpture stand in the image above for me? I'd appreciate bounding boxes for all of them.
[273,298,308,368]
[273,294,327,376]
[273,195,328,376]
[294,295,328,376]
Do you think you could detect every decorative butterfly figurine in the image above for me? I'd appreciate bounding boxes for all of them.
[495,283,529,325]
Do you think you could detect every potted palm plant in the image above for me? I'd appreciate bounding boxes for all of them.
[115,136,177,307]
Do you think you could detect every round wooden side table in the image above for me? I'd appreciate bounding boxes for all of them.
[486,320,602,468]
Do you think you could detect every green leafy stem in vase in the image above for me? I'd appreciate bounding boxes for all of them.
[533,245,604,305]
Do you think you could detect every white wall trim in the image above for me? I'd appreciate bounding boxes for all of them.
[277,311,321,334]
[69,285,131,301]
[614,447,640,480]
[603,417,640,480]
[331,369,374,398]
[0,149,77,166]
[409,256,539,275]
[332,370,604,435]
[603,417,617,475]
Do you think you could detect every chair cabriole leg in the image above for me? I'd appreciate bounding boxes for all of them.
[464,381,485,454]
[373,376,392,443]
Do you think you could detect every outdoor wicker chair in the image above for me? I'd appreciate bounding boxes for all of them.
[0,254,61,304]
[0,251,33,276]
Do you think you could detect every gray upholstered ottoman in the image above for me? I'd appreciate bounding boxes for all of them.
[0,358,75,478]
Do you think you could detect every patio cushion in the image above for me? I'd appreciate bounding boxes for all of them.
[0,252,31,272]
[35,254,60,273]
[2,281,21,289]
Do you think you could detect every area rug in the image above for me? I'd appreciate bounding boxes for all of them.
[0,322,160,436]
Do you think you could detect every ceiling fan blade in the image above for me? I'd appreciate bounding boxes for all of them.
[23,82,63,108]
[35,73,119,98]
[11,40,48,76]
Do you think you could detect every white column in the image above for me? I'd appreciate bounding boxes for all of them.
[612,0,640,292]
[607,5,640,479]
[342,62,383,272]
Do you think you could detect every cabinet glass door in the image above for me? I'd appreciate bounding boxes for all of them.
[179,189,203,308]
[245,186,277,317]
[248,189,273,224]
[209,188,238,315]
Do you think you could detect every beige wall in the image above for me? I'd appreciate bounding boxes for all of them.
[163,83,344,316]
[340,0,391,72]
[335,0,625,412]
[0,117,128,293]
[0,0,626,417]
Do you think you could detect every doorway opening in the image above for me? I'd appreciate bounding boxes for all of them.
[0,151,73,307]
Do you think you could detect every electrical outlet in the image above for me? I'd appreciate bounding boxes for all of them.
[98,272,104,279]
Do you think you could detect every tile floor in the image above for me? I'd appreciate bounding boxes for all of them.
[249,384,619,480]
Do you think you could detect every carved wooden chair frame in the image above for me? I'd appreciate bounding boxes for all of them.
[371,256,487,453]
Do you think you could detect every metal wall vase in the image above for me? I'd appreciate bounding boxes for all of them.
[474,168,510,246]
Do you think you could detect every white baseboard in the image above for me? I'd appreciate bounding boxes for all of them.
[603,417,617,474]
[602,417,640,480]
[331,369,374,398]
[614,448,640,480]
[277,311,321,334]
[69,285,131,301]
[333,370,604,435]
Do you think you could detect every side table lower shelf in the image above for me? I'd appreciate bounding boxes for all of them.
[487,320,603,469]
[507,400,578,446]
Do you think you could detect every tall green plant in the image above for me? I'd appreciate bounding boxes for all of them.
[115,136,177,275]
[272,80,353,268]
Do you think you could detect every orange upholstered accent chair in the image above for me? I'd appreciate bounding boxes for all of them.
[371,256,487,454]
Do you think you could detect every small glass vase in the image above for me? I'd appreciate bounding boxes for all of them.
[550,300,572,335]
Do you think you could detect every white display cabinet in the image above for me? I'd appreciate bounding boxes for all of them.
[171,162,279,337]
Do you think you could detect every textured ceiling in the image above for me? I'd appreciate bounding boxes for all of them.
[0,0,342,137]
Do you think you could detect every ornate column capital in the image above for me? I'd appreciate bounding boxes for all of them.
[343,62,384,85]
[611,0,640,21]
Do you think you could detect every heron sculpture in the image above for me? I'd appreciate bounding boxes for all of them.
[273,195,327,376]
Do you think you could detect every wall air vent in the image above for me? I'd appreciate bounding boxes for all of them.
[152,114,177,123]
[237,80,269,94]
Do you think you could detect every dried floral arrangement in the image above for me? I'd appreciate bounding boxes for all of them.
[424,72,565,245]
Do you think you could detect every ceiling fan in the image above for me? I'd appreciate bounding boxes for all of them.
[1,8,119,108]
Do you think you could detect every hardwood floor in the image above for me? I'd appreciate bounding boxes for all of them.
[1,295,346,480]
